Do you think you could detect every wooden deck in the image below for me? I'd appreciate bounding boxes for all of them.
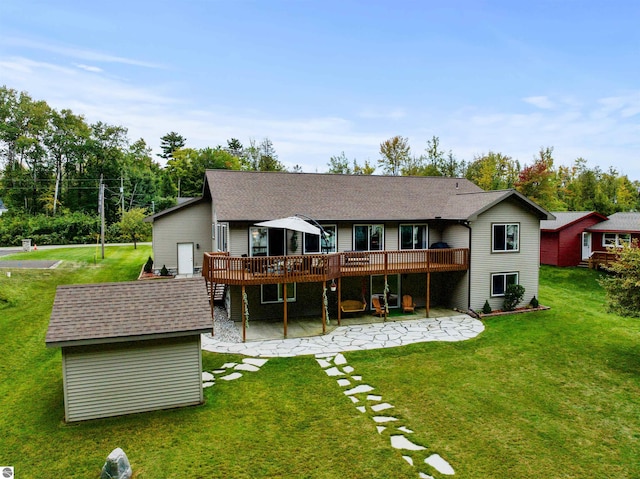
[202,248,469,286]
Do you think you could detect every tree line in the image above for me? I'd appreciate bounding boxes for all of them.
[329,135,640,214]
[1,86,638,246]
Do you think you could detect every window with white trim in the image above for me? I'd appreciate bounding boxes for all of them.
[216,223,228,252]
[261,283,296,303]
[492,223,519,252]
[603,233,631,247]
[354,224,384,251]
[400,224,428,250]
[304,225,337,253]
[491,272,519,297]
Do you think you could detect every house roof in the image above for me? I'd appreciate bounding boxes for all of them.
[145,196,207,222]
[586,212,640,233]
[203,170,553,222]
[540,211,607,232]
[46,277,212,347]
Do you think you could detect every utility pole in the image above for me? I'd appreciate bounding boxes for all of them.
[120,176,124,219]
[100,174,105,259]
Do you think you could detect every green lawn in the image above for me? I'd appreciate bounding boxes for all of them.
[0,252,638,478]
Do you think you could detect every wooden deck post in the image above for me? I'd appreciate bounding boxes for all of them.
[241,285,246,342]
[384,274,388,321]
[426,272,431,318]
[321,285,326,334]
[283,282,288,338]
[337,277,342,326]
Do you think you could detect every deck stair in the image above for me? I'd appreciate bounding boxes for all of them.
[207,282,227,303]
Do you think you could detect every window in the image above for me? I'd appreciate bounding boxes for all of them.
[400,224,428,250]
[304,225,337,253]
[249,227,268,256]
[371,274,400,308]
[491,272,518,297]
[215,223,228,252]
[261,283,296,303]
[354,225,384,251]
[603,233,631,247]
[492,223,519,252]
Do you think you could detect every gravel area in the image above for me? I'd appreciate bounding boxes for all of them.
[207,305,242,343]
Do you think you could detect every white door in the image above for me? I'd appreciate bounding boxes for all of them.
[177,243,194,275]
[581,232,591,260]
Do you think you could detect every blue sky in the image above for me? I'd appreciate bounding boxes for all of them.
[1,0,639,179]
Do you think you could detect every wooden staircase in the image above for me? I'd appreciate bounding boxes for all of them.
[207,281,227,303]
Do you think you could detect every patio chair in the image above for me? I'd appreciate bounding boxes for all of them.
[402,295,416,313]
[372,296,388,317]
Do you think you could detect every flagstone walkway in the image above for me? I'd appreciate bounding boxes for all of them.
[201,314,484,357]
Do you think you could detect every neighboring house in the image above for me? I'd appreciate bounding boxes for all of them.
[0,198,7,216]
[585,212,640,252]
[145,170,553,330]
[45,278,212,422]
[540,212,608,266]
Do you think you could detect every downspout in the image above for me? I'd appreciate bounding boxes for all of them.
[460,220,472,312]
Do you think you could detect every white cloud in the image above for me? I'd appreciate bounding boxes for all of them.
[523,96,555,109]
[74,63,103,73]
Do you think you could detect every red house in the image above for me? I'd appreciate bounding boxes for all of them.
[585,212,640,253]
[540,212,607,267]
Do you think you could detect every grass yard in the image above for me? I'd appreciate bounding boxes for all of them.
[0,250,639,478]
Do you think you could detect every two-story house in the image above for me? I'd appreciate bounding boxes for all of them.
[146,170,553,335]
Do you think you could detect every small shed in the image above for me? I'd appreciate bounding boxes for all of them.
[540,212,607,266]
[46,277,212,422]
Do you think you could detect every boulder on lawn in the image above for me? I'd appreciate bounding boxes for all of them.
[100,447,132,479]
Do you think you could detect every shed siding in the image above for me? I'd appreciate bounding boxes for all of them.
[469,200,541,311]
[62,336,203,422]
[540,232,559,266]
[152,202,212,272]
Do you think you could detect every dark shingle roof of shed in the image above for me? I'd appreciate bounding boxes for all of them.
[46,277,212,346]
[586,212,640,233]
[204,170,551,221]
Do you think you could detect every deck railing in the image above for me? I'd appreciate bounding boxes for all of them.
[203,248,469,286]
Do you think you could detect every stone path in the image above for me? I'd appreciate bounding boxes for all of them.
[317,352,455,478]
[201,314,484,357]
[201,357,269,388]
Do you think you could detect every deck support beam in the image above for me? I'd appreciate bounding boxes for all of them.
[426,272,431,318]
[283,283,288,338]
[241,285,247,342]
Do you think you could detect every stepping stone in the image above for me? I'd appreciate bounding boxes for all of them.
[220,372,243,381]
[316,359,332,369]
[372,416,398,423]
[356,406,366,413]
[202,372,214,381]
[390,435,426,451]
[367,394,382,401]
[349,396,359,403]
[344,384,374,395]
[424,454,454,475]
[371,402,394,412]
[343,365,354,373]
[221,362,237,369]
[203,382,215,388]
[243,358,268,367]
[337,379,351,387]
[402,455,414,466]
[397,426,414,434]
[213,369,226,374]
[334,353,347,365]
[376,426,386,434]
[235,363,259,372]
[352,375,362,381]
[419,473,435,479]
[325,367,345,377]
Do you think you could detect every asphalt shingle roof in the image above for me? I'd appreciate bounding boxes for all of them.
[540,211,606,231]
[46,277,212,346]
[587,212,640,233]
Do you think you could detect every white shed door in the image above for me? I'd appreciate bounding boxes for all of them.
[177,243,194,275]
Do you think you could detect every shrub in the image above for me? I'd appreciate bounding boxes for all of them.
[530,295,539,308]
[144,256,153,273]
[160,265,170,276]
[482,300,492,314]
[503,284,525,311]
[598,240,640,317]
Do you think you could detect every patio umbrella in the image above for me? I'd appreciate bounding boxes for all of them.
[254,216,321,236]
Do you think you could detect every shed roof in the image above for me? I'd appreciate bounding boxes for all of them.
[586,212,640,233]
[46,277,212,347]
[201,170,552,222]
[540,211,607,231]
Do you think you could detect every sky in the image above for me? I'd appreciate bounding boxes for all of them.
[1,0,639,179]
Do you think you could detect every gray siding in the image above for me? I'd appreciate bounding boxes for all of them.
[469,199,541,311]
[62,336,203,422]
[229,225,249,257]
[152,202,212,272]
[443,223,471,309]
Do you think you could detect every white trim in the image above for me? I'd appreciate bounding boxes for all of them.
[491,272,519,297]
